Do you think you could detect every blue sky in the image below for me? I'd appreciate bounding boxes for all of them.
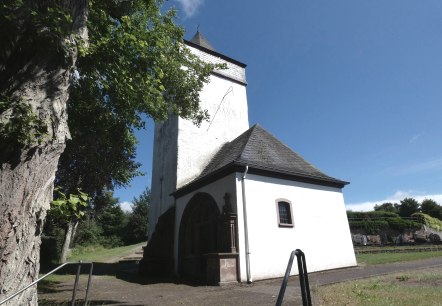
[115,0,442,212]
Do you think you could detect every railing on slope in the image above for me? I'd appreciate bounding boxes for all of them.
[275,249,311,306]
[0,261,93,306]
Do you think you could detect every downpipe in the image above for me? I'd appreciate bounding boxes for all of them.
[241,165,252,283]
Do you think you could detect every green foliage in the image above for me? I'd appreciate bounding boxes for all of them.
[43,188,89,264]
[51,188,89,219]
[347,211,420,234]
[374,202,399,214]
[347,210,400,219]
[92,190,120,213]
[413,213,442,232]
[98,204,128,247]
[399,198,420,218]
[74,218,103,246]
[348,197,429,234]
[55,86,142,196]
[76,0,219,128]
[349,220,389,234]
[73,191,127,248]
[385,217,420,231]
[124,186,150,244]
[76,214,127,248]
[421,199,442,220]
[55,0,221,201]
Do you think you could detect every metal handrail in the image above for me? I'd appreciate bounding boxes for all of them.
[276,249,311,306]
[0,261,93,306]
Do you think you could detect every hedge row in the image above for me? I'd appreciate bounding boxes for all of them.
[349,218,421,234]
[347,211,400,219]
[349,220,389,234]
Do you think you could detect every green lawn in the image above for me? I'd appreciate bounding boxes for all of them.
[314,251,442,305]
[315,267,442,305]
[357,251,442,265]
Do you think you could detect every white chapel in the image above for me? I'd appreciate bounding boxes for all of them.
[140,31,356,284]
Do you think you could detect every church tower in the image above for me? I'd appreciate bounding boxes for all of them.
[148,32,249,238]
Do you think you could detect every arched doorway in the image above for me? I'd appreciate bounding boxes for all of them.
[178,193,220,280]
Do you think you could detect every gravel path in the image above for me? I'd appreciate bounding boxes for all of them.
[38,256,442,305]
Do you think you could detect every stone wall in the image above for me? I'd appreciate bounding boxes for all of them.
[351,227,442,246]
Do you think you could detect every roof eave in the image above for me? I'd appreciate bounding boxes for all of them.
[242,163,349,188]
[184,39,247,68]
[172,161,349,198]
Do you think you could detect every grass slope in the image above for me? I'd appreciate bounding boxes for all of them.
[316,267,442,305]
[68,241,146,263]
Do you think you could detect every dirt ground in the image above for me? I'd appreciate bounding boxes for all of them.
[37,257,442,306]
[39,274,304,306]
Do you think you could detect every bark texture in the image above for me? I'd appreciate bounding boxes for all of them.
[0,1,88,304]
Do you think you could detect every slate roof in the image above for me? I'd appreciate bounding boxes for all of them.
[190,31,216,52]
[173,124,348,197]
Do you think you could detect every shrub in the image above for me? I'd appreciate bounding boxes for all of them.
[347,211,399,220]
[386,218,420,231]
[348,211,420,234]
[349,220,389,234]
[413,213,442,231]
[74,219,103,246]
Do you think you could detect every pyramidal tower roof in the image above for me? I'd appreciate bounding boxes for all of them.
[190,30,216,52]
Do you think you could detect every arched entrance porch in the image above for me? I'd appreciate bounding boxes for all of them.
[178,193,220,280]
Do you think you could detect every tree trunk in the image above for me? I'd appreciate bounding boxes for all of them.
[71,219,80,247]
[0,1,88,305]
[59,219,78,264]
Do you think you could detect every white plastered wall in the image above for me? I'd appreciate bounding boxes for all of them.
[235,173,356,282]
[176,74,249,188]
[173,173,238,274]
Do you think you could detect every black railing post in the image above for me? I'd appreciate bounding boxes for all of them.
[71,261,82,306]
[295,249,311,305]
[83,262,93,305]
[276,249,311,306]
[275,251,296,306]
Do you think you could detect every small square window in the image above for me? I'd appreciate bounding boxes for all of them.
[276,200,294,227]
